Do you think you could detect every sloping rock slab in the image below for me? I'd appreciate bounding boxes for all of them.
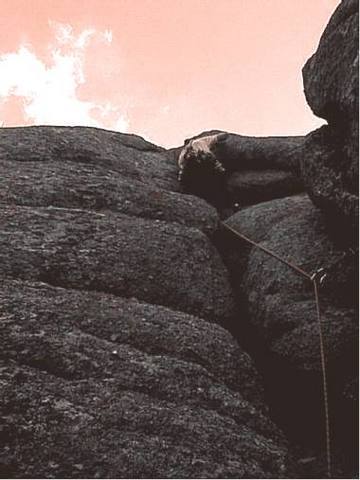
[0,155,218,235]
[0,204,235,324]
[0,279,288,479]
[0,126,179,191]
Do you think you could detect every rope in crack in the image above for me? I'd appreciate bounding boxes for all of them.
[222,221,332,479]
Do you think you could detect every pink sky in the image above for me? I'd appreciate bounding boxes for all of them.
[0,0,340,147]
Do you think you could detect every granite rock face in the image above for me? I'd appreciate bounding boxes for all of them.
[224,195,357,365]
[0,126,291,479]
[0,127,235,325]
[0,1,358,477]
[0,126,218,236]
[0,204,235,325]
[302,0,359,242]
[213,133,304,174]
[0,279,289,479]
[301,125,358,245]
[0,126,178,191]
[226,169,302,208]
[302,0,358,122]
[221,195,358,474]
[174,131,305,212]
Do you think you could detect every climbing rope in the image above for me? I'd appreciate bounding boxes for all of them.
[313,277,331,479]
[221,221,332,478]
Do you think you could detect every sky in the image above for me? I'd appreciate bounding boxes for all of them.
[0,0,340,148]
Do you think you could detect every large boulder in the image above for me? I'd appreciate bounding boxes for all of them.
[226,170,302,208]
[0,126,232,323]
[301,125,358,245]
[0,279,289,479]
[173,131,304,212]
[0,130,218,236]
[220,195,357,474]
[213,133,304,174]
[302,0,359,243]
[0,204,234,325]
[0,126,178,191]
[0,125,292,478]
[302,0,358,123]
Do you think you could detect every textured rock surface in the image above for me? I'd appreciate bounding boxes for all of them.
[0,126,178,191]
[0,1,358,476]
[302,0,359,241]
[0,125,293,479]
[174,131,304,210]
[224,195,357,362]
[213,133,304,174]
[221,195,357,474]
[226,170,302,207]
[0,279,288,479]
[0,126,232,323]
[176,131,304,173]
[0,134,219,236]
[302,125,358,245]
[0,204,234,325]
[302,0,358,122]
[225,195,357,354]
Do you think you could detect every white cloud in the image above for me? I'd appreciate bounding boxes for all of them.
[0,22,128,132]
[51,22,73,45]
[103,30,113,44]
